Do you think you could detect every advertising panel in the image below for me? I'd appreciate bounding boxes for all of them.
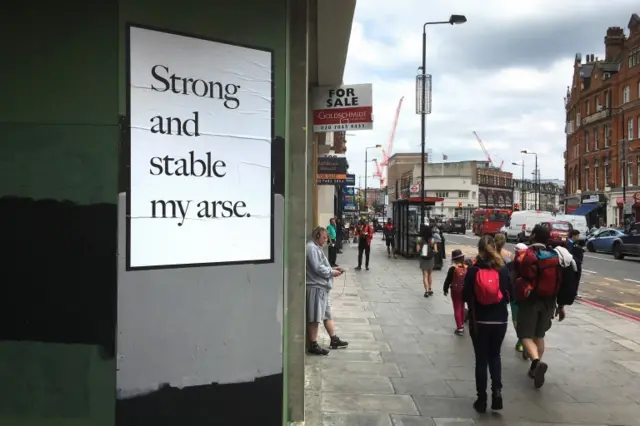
[312,84,373,132]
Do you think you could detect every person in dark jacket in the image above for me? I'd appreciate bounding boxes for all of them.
[566,229,584,297]
[463,235,510,414]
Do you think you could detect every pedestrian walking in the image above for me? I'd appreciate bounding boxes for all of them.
[416,225,436,297]
[355,218,374,271]
[463,235,509,413]
[306,226,349,355]
[383,218,397,258]
[514,224,568,389]
[327,218,338,267]
[510,243,528,355]
[566,229,584,298]
[443,249,468,335]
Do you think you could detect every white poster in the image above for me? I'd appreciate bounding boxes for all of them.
[127,26,273,269]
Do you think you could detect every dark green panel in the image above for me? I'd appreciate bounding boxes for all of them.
[119,0,288,136]
[0,343,115,426]
[0,1,119,125]
[0,124,119,203]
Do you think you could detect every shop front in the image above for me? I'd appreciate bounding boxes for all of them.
[616,192,640,225]
[570,194,607,228]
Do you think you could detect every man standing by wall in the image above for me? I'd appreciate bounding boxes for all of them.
[327,218,338,267]
[306,226,349,355]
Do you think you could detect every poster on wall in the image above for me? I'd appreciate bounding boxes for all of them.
[127,25,274,270]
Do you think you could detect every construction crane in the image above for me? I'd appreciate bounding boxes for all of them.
[472,131,504,169]
[378,96,404,188]
[372,158,384,186]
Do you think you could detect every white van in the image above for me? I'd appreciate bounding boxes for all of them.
[505,210,555,242]
[555,214,588,244]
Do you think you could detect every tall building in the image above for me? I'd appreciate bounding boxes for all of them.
[564,13,640,226]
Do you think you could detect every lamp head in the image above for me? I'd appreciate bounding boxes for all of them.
[449,14,467,25]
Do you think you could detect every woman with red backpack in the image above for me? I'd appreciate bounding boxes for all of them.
[442,249,468,335]
[462,235,510,414]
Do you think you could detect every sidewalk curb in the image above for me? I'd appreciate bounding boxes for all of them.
[576,298,640,322]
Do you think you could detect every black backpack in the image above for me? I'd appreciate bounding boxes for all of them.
[556,263,578,306]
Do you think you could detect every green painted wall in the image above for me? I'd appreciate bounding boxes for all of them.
[0,0,288,425]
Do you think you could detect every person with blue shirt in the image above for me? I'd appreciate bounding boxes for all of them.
[327,218,338,267]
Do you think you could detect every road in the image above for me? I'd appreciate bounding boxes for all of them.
[442,232,640,320]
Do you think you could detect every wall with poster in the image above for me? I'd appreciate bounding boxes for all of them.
[0,2,287,426]
[116,11,286,426]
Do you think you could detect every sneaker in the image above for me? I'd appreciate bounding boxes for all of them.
[424,291,430,298]
[473,395,487,413]
[428,290,434,296]
[307,342,329,356]
[491,390,503,411]
[515,341,524,352]
[355,266,362,271]
[532,362,548,388]
[365,266,370,271]
[454,328,464,336]
[329,336,348,349]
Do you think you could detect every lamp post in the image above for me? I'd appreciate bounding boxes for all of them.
[364,145,382,211]
[512,160,525,209]
[521,150,538,209]
[416,14,467,227]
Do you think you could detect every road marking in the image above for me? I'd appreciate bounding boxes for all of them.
[596,289,604,293]
[616,303,640,313]
[582,269,597,274]
[624,278,640,284]
[593,281,610,286]
[583,254,618,262]
[604,278,620,283]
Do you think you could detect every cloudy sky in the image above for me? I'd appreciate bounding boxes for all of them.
[343,0,638,188]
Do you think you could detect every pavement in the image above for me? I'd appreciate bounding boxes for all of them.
[444,233,640,320]
[304,236,640,426]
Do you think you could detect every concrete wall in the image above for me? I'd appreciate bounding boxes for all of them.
[0,1,288,426]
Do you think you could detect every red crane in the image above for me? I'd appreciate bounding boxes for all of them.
[472,131,503,169]
[379,96,404,167]
[372,158,384,186]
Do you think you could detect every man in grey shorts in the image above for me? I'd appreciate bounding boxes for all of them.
[307,226,349,355]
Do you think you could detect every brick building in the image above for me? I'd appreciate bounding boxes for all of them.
[477,164,514,209]
[565,13,640,225]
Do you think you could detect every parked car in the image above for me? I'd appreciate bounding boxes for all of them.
[538,220,573,247]
[442,217,466,234]
[585,228,625,253]
[554,214,588,245]
[505,210,555,242]
[612,222,640,260]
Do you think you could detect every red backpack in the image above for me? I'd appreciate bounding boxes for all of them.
[474,268,503,305]
[515,247,561,301]
[450,265,467,294]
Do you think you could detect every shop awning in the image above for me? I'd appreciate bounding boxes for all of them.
[568,203,599,216]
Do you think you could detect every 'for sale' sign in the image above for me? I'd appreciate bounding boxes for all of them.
[312,84,373,132]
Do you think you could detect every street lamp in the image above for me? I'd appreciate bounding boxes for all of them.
[610,106,629,222]
[521,150,538,209]
[512,161,525,210]
[416,14,467,227]
[364,145,382,210]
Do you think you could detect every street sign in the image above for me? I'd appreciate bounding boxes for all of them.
[623,202,633,215]
[634,192,640,202]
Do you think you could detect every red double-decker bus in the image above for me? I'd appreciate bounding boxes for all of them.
[472,208,512,236]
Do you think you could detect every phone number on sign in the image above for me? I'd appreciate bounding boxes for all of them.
[315,123,371,131]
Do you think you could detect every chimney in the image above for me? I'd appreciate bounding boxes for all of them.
[604,27,625,61]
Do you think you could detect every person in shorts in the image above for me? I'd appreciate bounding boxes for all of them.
[515,225,566,388]
[383,218,396,259]
[306,226,349,355]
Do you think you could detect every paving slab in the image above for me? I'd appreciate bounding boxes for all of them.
[305,239,640,425]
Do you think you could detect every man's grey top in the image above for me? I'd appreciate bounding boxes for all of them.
[306,241,333,291]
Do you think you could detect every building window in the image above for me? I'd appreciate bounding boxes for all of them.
[596,96,601,110]
[458,191,469,198]
[584,166,589,191]
[629,161,634,187]
[594,159,599,189]
[604,161,610,186]
[584,131,590,152]
[637,155,640,186]
[628,117,634,140]
[623,85,630,103]
[604,124,610,147]
[586,101,590,115]
[594,126,599,150]
[436,191,449,198]
[629,48,640,68]
[472,191,476,199]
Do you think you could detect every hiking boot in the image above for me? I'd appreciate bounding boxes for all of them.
[491,390,503,410]
[473,394,487,413]
[329,335,348,349]
[531,361,548,388]
[454,328,464,336]
[307,342,329,356]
